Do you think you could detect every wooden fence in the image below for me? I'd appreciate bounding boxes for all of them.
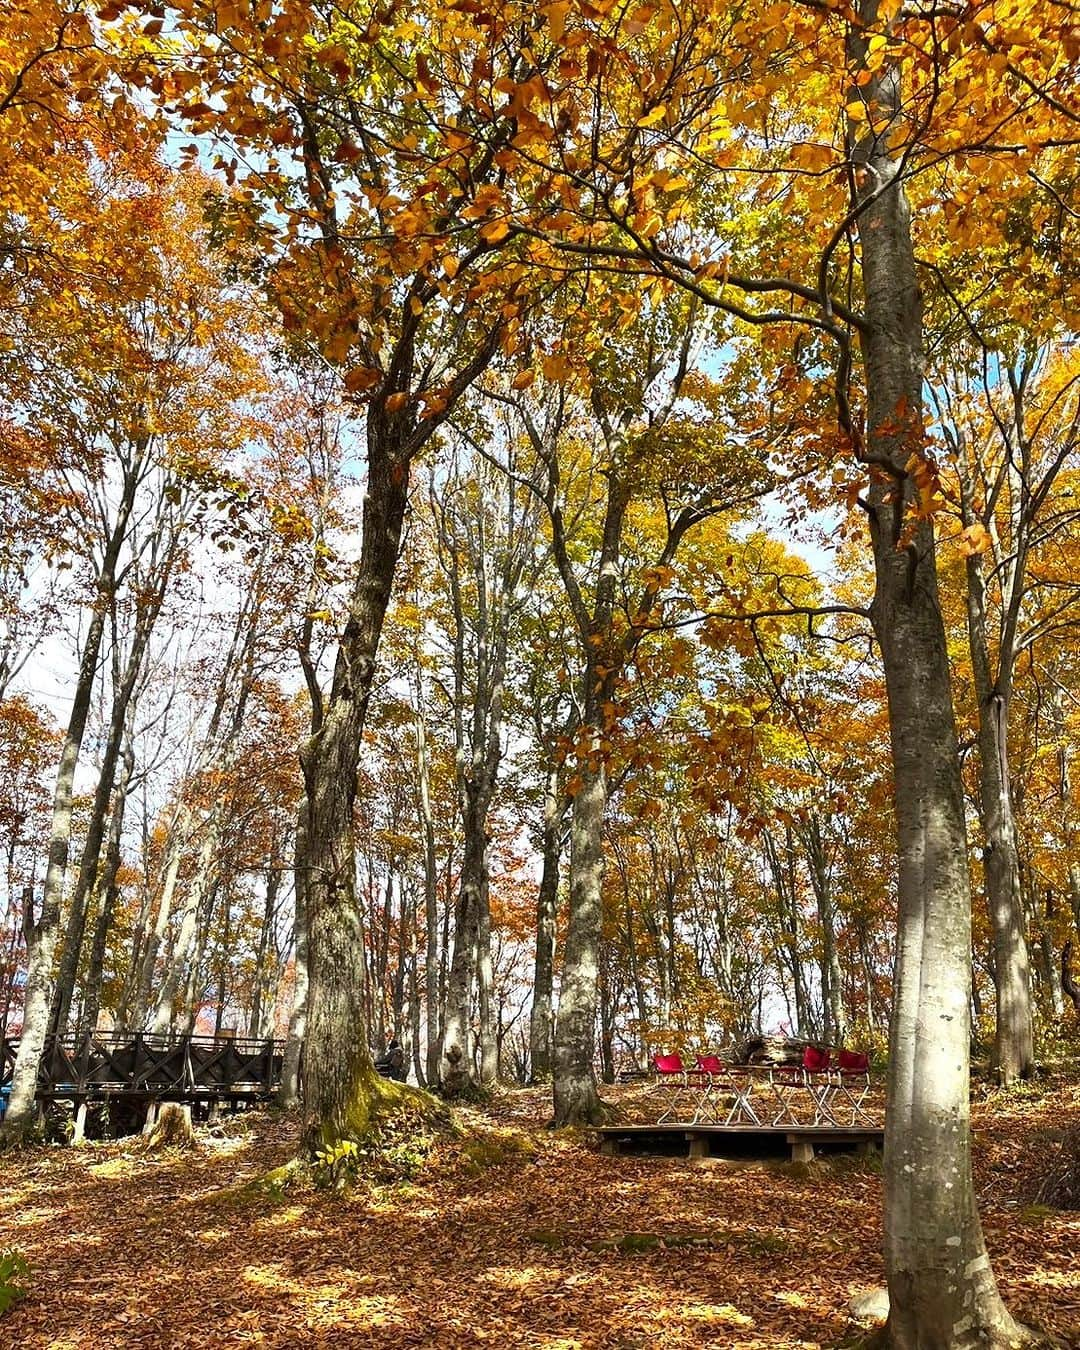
[0,1031,284,1104]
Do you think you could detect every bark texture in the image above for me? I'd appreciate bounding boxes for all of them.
[552,763,608,1126]
[529,771,564,1081]
[851,8,1024,1341]
[298,422,413,1149]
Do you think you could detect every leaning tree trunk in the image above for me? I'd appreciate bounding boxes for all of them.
[552,757,608,1126]
[852,9,1023,1340]
[529,771,564,1081]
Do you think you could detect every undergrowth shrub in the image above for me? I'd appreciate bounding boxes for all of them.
[0,1248,29,1317]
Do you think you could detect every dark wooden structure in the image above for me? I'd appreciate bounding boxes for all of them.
[596,1122,884,1163]
[1,1031,284,1135]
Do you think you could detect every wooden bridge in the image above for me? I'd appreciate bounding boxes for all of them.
[1,1031,284,1135]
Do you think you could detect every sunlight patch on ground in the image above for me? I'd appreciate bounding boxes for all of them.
[88,1155,141,1180]
[251,1204,309,1230]
[680,1300,757,1327]
[1024,1268,1080,1291]
[477,1263,570,1291]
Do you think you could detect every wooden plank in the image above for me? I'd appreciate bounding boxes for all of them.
[596,1123,882,1138]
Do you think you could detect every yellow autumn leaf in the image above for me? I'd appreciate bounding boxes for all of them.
[546,1,571,42]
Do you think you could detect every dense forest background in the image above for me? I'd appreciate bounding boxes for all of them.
[1,3,1077,1344]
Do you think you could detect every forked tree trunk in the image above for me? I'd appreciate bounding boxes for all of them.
[552,759,608,1126]
[52,538,173,1037]
[851,9,1023,1340]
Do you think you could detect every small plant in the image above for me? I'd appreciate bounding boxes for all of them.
[0,1248,29,1318]
[312,1137,361,1189]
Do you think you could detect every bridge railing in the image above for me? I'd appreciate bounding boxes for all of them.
[1,1031,285,1098]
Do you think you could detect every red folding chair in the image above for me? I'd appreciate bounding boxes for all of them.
[652,1052,695,1123]
[696,1054,760,1125]
[835,1049,872,1124]
[768,1045,835,1125]
[802,1044,837,1125]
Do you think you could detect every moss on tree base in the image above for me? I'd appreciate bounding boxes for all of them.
[301,1077,457,1189]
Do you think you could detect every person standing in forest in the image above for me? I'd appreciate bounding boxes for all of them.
[375,1037,405,1083]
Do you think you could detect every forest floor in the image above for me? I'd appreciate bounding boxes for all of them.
[1,1077,1077,1349]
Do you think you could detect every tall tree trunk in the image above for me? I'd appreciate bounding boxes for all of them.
[128,804,190,1032]
[278,802,309,1109]
[529,770,563,1081]
[552,759,608,1126]
[851,11,1022,1339]
[805,815,846,1044]
[414,701,441,1085]
[598,937,616,1084]
[478,872,498,1084]
[1037,887,1065,1019]
[1,458,139,1134]
[299,435,411,1150]
[763,828,808,1036]
[149,812,222,1033]
[80,737,136,1036]
[439,788,485,1094]
[964,546,1034,1082]
[51,545,171,1036]
[249,865,282,1040]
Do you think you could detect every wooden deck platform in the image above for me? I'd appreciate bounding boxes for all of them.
[596,1123,884,1163]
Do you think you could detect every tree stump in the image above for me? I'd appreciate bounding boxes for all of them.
[146,1102,196,1150]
